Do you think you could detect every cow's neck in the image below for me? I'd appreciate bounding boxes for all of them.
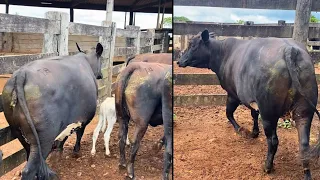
[208,39,224,79]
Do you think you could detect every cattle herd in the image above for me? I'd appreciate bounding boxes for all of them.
[0,43,172,180]
[2,27,320,180]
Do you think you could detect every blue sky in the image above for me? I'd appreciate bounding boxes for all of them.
[0,5,171,29]
[174,6,320,23]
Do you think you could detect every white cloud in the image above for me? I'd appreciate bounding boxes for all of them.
[230,14,274,23]
[0,5,171,29]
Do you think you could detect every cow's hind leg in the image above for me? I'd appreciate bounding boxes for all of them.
[127,122,148,179]
[261,114,279,173]
[251,109,260,138]
[118,117,129,169]
[73,125,86,155]
[293,107,313,180]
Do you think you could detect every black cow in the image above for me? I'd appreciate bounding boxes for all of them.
[178,29,320,180]
[115,62,172,179]
[1,43,103,180]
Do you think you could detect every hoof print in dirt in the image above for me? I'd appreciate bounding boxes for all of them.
[119,164,127,170]
[237,127,252,138]
[152,142,163,152]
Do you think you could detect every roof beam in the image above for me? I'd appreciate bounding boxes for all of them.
[174,0,320,11]
[133,0,171,11]
[71,0,87,8]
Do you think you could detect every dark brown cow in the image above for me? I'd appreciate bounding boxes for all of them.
[126,53,172,65]
[115,62,172,180]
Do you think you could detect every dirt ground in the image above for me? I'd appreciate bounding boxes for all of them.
[1,116,166,180]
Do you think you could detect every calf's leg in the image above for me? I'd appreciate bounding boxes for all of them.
[103,116,116,156]
[91,113,105,155]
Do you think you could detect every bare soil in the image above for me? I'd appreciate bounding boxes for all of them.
[174,105,320,180]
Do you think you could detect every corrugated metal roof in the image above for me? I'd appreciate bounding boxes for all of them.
[0,0,172,13]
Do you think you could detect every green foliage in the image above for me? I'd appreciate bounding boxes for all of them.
[163,17,172,26]
[174,16,191,22]
[310,15,319,23]
[173,114,176,120]
[278,119,292,129]
[236,19,244,24]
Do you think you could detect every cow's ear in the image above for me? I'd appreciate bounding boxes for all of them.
[201,29,209,43]
[96,43,103,57]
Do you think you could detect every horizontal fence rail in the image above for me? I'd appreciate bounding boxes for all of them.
[174,22,320,38]
[174,73,320,85]
[174,0,320,11]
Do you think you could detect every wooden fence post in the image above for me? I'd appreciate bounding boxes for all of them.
[100,21,116,97]
[126,25,141,55]
[43,11,69,55]
[148,29,155,53]
[293,0,312,45]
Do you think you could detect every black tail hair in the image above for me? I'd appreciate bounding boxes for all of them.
[76,42,84,53]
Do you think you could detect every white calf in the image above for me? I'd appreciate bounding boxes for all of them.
[91,96,130,156]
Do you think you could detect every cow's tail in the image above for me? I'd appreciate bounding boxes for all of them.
[115,65,137,141]
[284,46,320,159]
[125,56,136,66]
[15,71,50,178]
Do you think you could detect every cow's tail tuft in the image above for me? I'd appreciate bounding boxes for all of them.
[284,46,320,160]
[15,70,51,179]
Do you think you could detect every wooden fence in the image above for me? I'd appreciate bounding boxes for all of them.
[0,11,169,176]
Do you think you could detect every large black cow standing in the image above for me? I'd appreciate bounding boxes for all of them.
[178,29,320,180]
[115,62,173,180]
[1,43,103,180]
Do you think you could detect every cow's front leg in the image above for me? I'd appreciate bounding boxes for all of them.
[226,95,241,132]
[127,124,148,179]
[251,109,260,138]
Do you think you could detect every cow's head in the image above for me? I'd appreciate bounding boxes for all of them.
[178,29,212,68]
[86,43,103,79]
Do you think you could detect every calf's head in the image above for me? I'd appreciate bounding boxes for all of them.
[178,29,211,68]
[86,43,104,79]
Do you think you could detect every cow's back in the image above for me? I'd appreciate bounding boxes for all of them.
[130,53,172,65]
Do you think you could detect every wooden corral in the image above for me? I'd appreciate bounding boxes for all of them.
[0,11,170,176]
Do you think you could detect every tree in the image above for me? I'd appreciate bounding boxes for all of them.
[163,17,172,26]
[236,19,244,24]
[310,15,319,23]
[173,16,191,22]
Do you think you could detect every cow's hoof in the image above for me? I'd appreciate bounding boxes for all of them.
[104,153,111,158]
[250,131,259,138]
[72,152,81,158]
[263,163,275,174]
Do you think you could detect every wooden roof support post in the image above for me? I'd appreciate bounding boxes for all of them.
[129,11,133,25]
[106,0,114,26]
[70,7,74,22]
[5,1,9,14]
[293,0,312,45]
[156,0,161,29]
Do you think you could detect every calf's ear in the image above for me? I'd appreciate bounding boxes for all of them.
[201,29,209,43]
[96,43,103,57]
